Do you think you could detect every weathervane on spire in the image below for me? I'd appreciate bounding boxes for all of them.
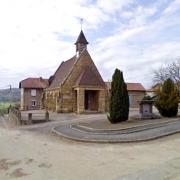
[80,18,83,30]
[75,18,88,54]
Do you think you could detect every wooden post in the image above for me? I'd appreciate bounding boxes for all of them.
[17,112,21,125]
[28,113,32,124]
[45,111,49,121]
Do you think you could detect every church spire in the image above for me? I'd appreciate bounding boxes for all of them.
[75,30,89,54]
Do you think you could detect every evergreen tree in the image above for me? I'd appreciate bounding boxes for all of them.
[108,69,129,123]
[155,78,179,117]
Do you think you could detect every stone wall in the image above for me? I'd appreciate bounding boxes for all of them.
[98,89,106,112]
[128,91,145,108]
[44,50,107,113]
[61,50,107,113]
[105,90,145,110]
[44,89,61,112]
[61,52,91,112]
[21,88,43,110]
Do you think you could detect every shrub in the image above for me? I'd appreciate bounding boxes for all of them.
[142,95,152,100]
[155,78,179,117]
[108,69,129,123]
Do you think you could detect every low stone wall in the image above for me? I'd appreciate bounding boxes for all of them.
[9,109,21,125]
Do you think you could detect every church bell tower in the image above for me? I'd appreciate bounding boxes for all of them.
[75,30,89,54]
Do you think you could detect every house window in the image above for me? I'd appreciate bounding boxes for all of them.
[31,89,36,96]
[32,100,36,107]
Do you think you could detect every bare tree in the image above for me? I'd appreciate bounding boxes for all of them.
[153,59,180,90]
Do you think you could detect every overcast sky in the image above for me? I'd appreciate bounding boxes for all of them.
[0,0,180,89]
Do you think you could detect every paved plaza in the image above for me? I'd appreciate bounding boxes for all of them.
[0,109,180,179]
[7,108,180,143]
[53,118,180,142]
[0,115,180,179]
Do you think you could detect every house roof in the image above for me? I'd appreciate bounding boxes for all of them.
[49,56,76,88]
[147,84,162,92]
[127,83,146,91]
[106,82,146,92]
[146,88,156,92]
[19,78,49,89]
[75,66,105,87]
[75,30,89,45]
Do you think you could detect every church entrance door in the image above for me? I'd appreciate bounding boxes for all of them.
[84,90,98,111]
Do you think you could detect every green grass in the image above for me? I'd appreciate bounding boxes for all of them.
[0,102,20,116]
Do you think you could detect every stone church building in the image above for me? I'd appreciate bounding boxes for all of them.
[43,30,107,113]
[19,30,146,113]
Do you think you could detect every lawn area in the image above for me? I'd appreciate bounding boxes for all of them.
[0,102,11,115]
[0,102,19,115]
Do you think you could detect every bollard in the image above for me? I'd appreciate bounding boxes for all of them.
[45,111,49,121]
[17,112,19,125]
[28,113,32,124]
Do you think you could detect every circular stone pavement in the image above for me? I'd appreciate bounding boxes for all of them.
[52,119,180,143]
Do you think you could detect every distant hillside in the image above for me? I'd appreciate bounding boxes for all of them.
[0,88,20,102]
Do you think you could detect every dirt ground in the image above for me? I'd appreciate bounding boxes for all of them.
[0,115,180,180]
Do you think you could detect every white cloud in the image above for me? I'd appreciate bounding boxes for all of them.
[163,0,180,15]
[0,0,109,87]
[90,0,180,88]
[97,0,133,14]
[0,0,180,89]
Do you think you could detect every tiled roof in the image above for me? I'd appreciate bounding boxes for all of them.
[146,88,156,92]
[75,30,89,45]
[49,56,76,88]
[19,78,49,89]
[127,83,146,91]
[147,84,162,92]
[75,66,105,87]
[106,82,146,91]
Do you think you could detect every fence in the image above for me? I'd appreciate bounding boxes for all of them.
[9,107,21,125]
[9,107,50,125]
[21,111,50,125]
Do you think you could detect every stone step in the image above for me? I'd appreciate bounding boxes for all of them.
[71,120,180,135]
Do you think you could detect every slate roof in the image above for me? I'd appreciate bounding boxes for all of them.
[75,66,105,87]
[106,82,146,92]
[49,56,76,88]
[19,78,49,89]
[75,30,89,45]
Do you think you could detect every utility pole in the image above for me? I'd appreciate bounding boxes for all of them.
[9,85,12,109]
[9,85,12,92]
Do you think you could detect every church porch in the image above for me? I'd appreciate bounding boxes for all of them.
[74,87,106,114]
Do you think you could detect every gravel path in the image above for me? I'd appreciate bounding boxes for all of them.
[16,114,106,135]
[1,113,180,179]
[0,122,180,180]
